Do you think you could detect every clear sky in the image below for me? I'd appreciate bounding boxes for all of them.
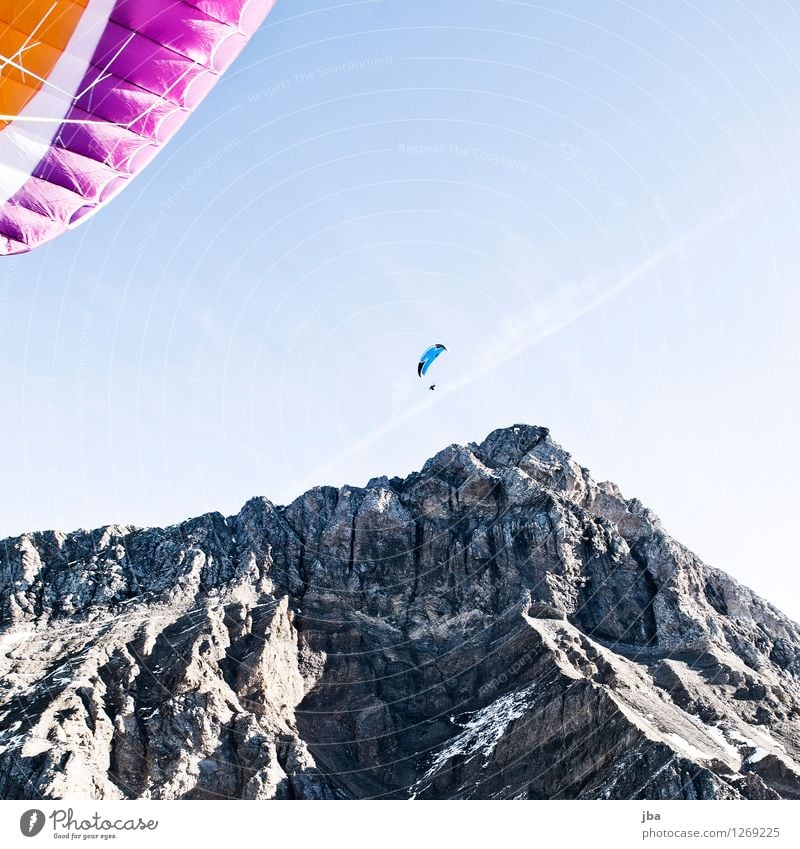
[1,0,799,619]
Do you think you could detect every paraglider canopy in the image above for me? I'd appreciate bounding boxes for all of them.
[0,0,277,255]
[418,343,447,377]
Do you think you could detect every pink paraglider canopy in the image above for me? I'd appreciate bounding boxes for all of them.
[0,0,277,255]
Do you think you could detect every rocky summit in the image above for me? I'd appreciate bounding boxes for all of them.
[1,424,799,800]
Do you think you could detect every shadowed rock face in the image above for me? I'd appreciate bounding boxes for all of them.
[1,424,799,800]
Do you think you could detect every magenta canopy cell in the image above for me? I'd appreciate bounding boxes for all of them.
[0,0,277,255]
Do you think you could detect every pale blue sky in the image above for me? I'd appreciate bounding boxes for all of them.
[1,0,800,618]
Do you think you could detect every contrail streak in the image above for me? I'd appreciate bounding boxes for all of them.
[284,188,759,498]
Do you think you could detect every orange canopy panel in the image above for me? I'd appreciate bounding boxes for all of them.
[0,0,89,130]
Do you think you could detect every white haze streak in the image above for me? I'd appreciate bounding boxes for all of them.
[285,189,759,499]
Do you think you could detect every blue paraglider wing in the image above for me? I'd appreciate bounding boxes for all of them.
[418,343,447,377]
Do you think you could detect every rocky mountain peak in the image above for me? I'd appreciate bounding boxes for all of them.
[471,422,552,467]
[1,424,799,800]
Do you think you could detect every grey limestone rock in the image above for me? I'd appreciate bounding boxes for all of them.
[1,424,799,799]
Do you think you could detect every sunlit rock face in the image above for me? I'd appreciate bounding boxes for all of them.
[2,424,799,800]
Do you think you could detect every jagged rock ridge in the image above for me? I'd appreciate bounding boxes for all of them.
[1,424,799,799]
